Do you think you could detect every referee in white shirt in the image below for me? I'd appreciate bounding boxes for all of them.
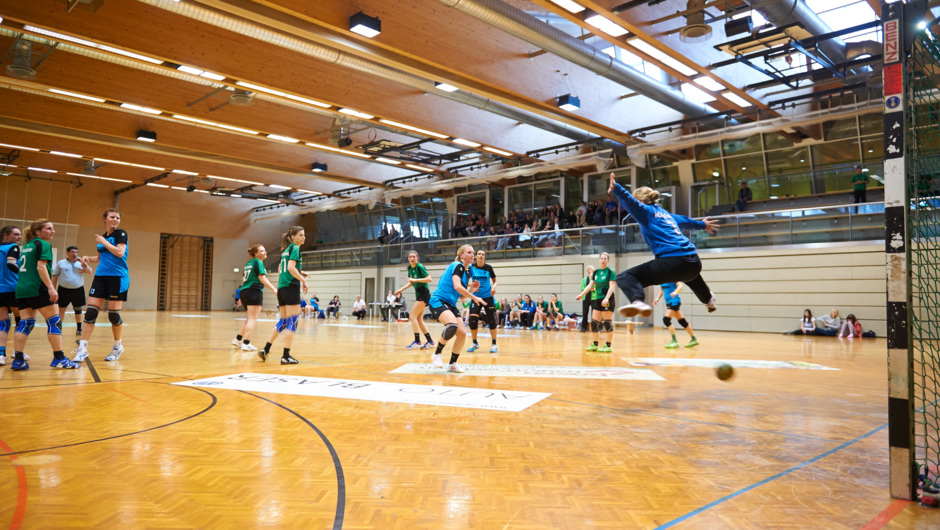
[52,245,92,337]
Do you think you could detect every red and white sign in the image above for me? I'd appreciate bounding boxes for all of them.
[884,19,899,64]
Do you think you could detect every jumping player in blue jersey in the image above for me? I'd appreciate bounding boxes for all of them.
[0,225,22,366]
[465,249,498,354]
[607,173,719,318]
[73,209,129,363]
[427,244,484,373]
[652,282,699,348]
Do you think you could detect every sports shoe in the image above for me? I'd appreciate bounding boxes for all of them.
[467,343,479,352]
[281,355,299,365]
[258,349,269,362]
[598,345,612,353]
[104,345,124,361]
[446,362,465,373]
[665,340,680,349]
[50,358,80,369]
[618,301,653,318]
[406,341,422,349]
[431,353,444,368]
[72,346,89,362]
[686,339,700,347]
[706,293,717,313]
[0,354,5,366]
[552,326,559,331]
[231,338,241,347]
[240,342,258,351]
[586,343,598,352]
[421,341,435,350]
[10,359,28,371]
[489,345,498,353]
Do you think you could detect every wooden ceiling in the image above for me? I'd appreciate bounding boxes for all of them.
[0,0,879,205]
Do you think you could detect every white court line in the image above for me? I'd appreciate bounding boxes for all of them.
[391,363,665,380]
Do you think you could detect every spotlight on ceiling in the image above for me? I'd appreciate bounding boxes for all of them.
[311,162,328,173]
[186,184,196,192]
[6,40,37,80]
[136,129,157,142]
[349,11,381,38]
[724,15,753,37]
[557,94,580,111]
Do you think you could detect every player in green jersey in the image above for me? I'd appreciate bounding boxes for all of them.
[395,250,435,350]
[232,244,277,352]
[577,252,616,353]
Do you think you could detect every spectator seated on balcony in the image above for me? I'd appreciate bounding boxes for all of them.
[378,224,389,245]
[605,194,618,224]
[535,216,564,247]
[736,182,752,212]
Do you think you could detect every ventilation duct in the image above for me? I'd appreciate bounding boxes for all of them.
[228,89,254,105]
[6,40,37,81]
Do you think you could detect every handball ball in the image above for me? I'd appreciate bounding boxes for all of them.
[716,364,734,381]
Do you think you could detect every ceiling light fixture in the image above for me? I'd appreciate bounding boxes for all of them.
[585,12,629,37]
[66,172,132,183]
[484,147,513,157]
[176,65,203,75]
[49,88,106,103]
[28,167,57,173]
[376,157,402,165]
[378,119,449,139]
[172,169,199,175]
[311,162,328,172]
[434,82,459,92]
[338,108,375,119]
[349,11,382,38]
[136,129,157,142]
[208,175,264,186]
[453,138,482,148]
[550,0,586,13]
[557,94,580,111]
[50,151,82,158]
[269,184,291,190]
[147,182,169,188]
[120,103,162,115]
[267,134,301,143]
[0,142,39,152]
[172,114,260,135]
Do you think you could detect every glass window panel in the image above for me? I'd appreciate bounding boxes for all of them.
[821,117,858,140]
[763,131,794,150]
[456,191,487,216]
[534,180,561,211]
[647,153,673,168]
[693,159,724,182]
[651,166,679,187]
[861,136,884,164]
[812,138,859,167]
[859,112,881,136]
[722,134,762,156]
[508,184,533,215]
[564,174,582,214]
[725,153,765,182]
[635,166,652,188]
[766,146,810,175]
[693,140,722,160]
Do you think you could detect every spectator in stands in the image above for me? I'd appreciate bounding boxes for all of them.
[852,165,870,204]
[576,201,587,227]
[592,202,605,225]
[535,215,563,247]
[605,194,618,225]
[485,225,500,250]
[736,181,753,212]
[352,295,367,320]
[388,225,400,244]
[378,224,389,245]
[327,296,341,318]
[814,309,841,336]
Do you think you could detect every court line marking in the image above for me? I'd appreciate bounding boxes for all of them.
[239,390,345,530]
[0,384,217,457]
[653,423,887,529]
[861,499,911,530]
[0,436,28,530]
[84,358,101,383]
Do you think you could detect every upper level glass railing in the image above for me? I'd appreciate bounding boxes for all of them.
[298,202,889,270]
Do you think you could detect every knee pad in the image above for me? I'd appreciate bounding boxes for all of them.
[603,320,612,332]
[486,312,497,330]
[275,318,287,333]
[286,315,298,333]
[663,317,673,328]
[590,320,599,333]
[47,315,62,335]
[0,318,9,334]
[15,318,35,336]
[74,308,82,315]
[108,310,123,327]
[442,323,458,340]
[468,315,479,330]
[678,318,689,329]
[83,306,100,324]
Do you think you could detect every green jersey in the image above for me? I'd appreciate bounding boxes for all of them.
[581,275,595,300]
[537,300,549,311]
[551,301,564,313]
[16,239,52,298]
[408,263,430,297]
[278,244,301,289]
[852,173,869,191]
[593,267,614,300]
[241,258,267,290]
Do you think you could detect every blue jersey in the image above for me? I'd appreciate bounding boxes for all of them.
[96,228,129,291]
[662,283,681,306]
[466,263,496,299]
[612,183,705,258]
[0,243,19,293]
[429,261,468,307]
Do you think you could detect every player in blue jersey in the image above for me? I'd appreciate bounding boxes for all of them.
[0,225,22,366]
[607,173,720,318]
[652,282,699,349]
[73,209,129,363]
[427,244,484,373]
[465,249,499,353]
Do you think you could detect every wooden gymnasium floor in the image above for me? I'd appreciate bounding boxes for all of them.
[1,311,939,529]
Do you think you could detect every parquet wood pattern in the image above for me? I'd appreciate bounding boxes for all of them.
[0,312,937,529]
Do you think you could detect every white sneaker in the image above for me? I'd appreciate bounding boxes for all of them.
[0,354,5,366]
[240,342,258,351]
[706,292,717,313]
[72,347,89,362]
[104,344,124,361]
[447,362,465,373]
[231,338,241,347]
[431,353,444,368]
[618,301,652,318]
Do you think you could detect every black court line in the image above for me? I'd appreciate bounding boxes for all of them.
[84,358,101,383]
[0,384,217,457]
[239,390,345,530]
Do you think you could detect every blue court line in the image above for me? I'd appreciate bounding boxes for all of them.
[653,423,888,530]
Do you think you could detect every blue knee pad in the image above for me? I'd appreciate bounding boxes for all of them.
[47,315,62,335]
[108,310,123,327]
[0,318,9,334]
[275,318,287,333]
[84,306,100,324]
[286,315,298,333]
[15,318,36,336]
